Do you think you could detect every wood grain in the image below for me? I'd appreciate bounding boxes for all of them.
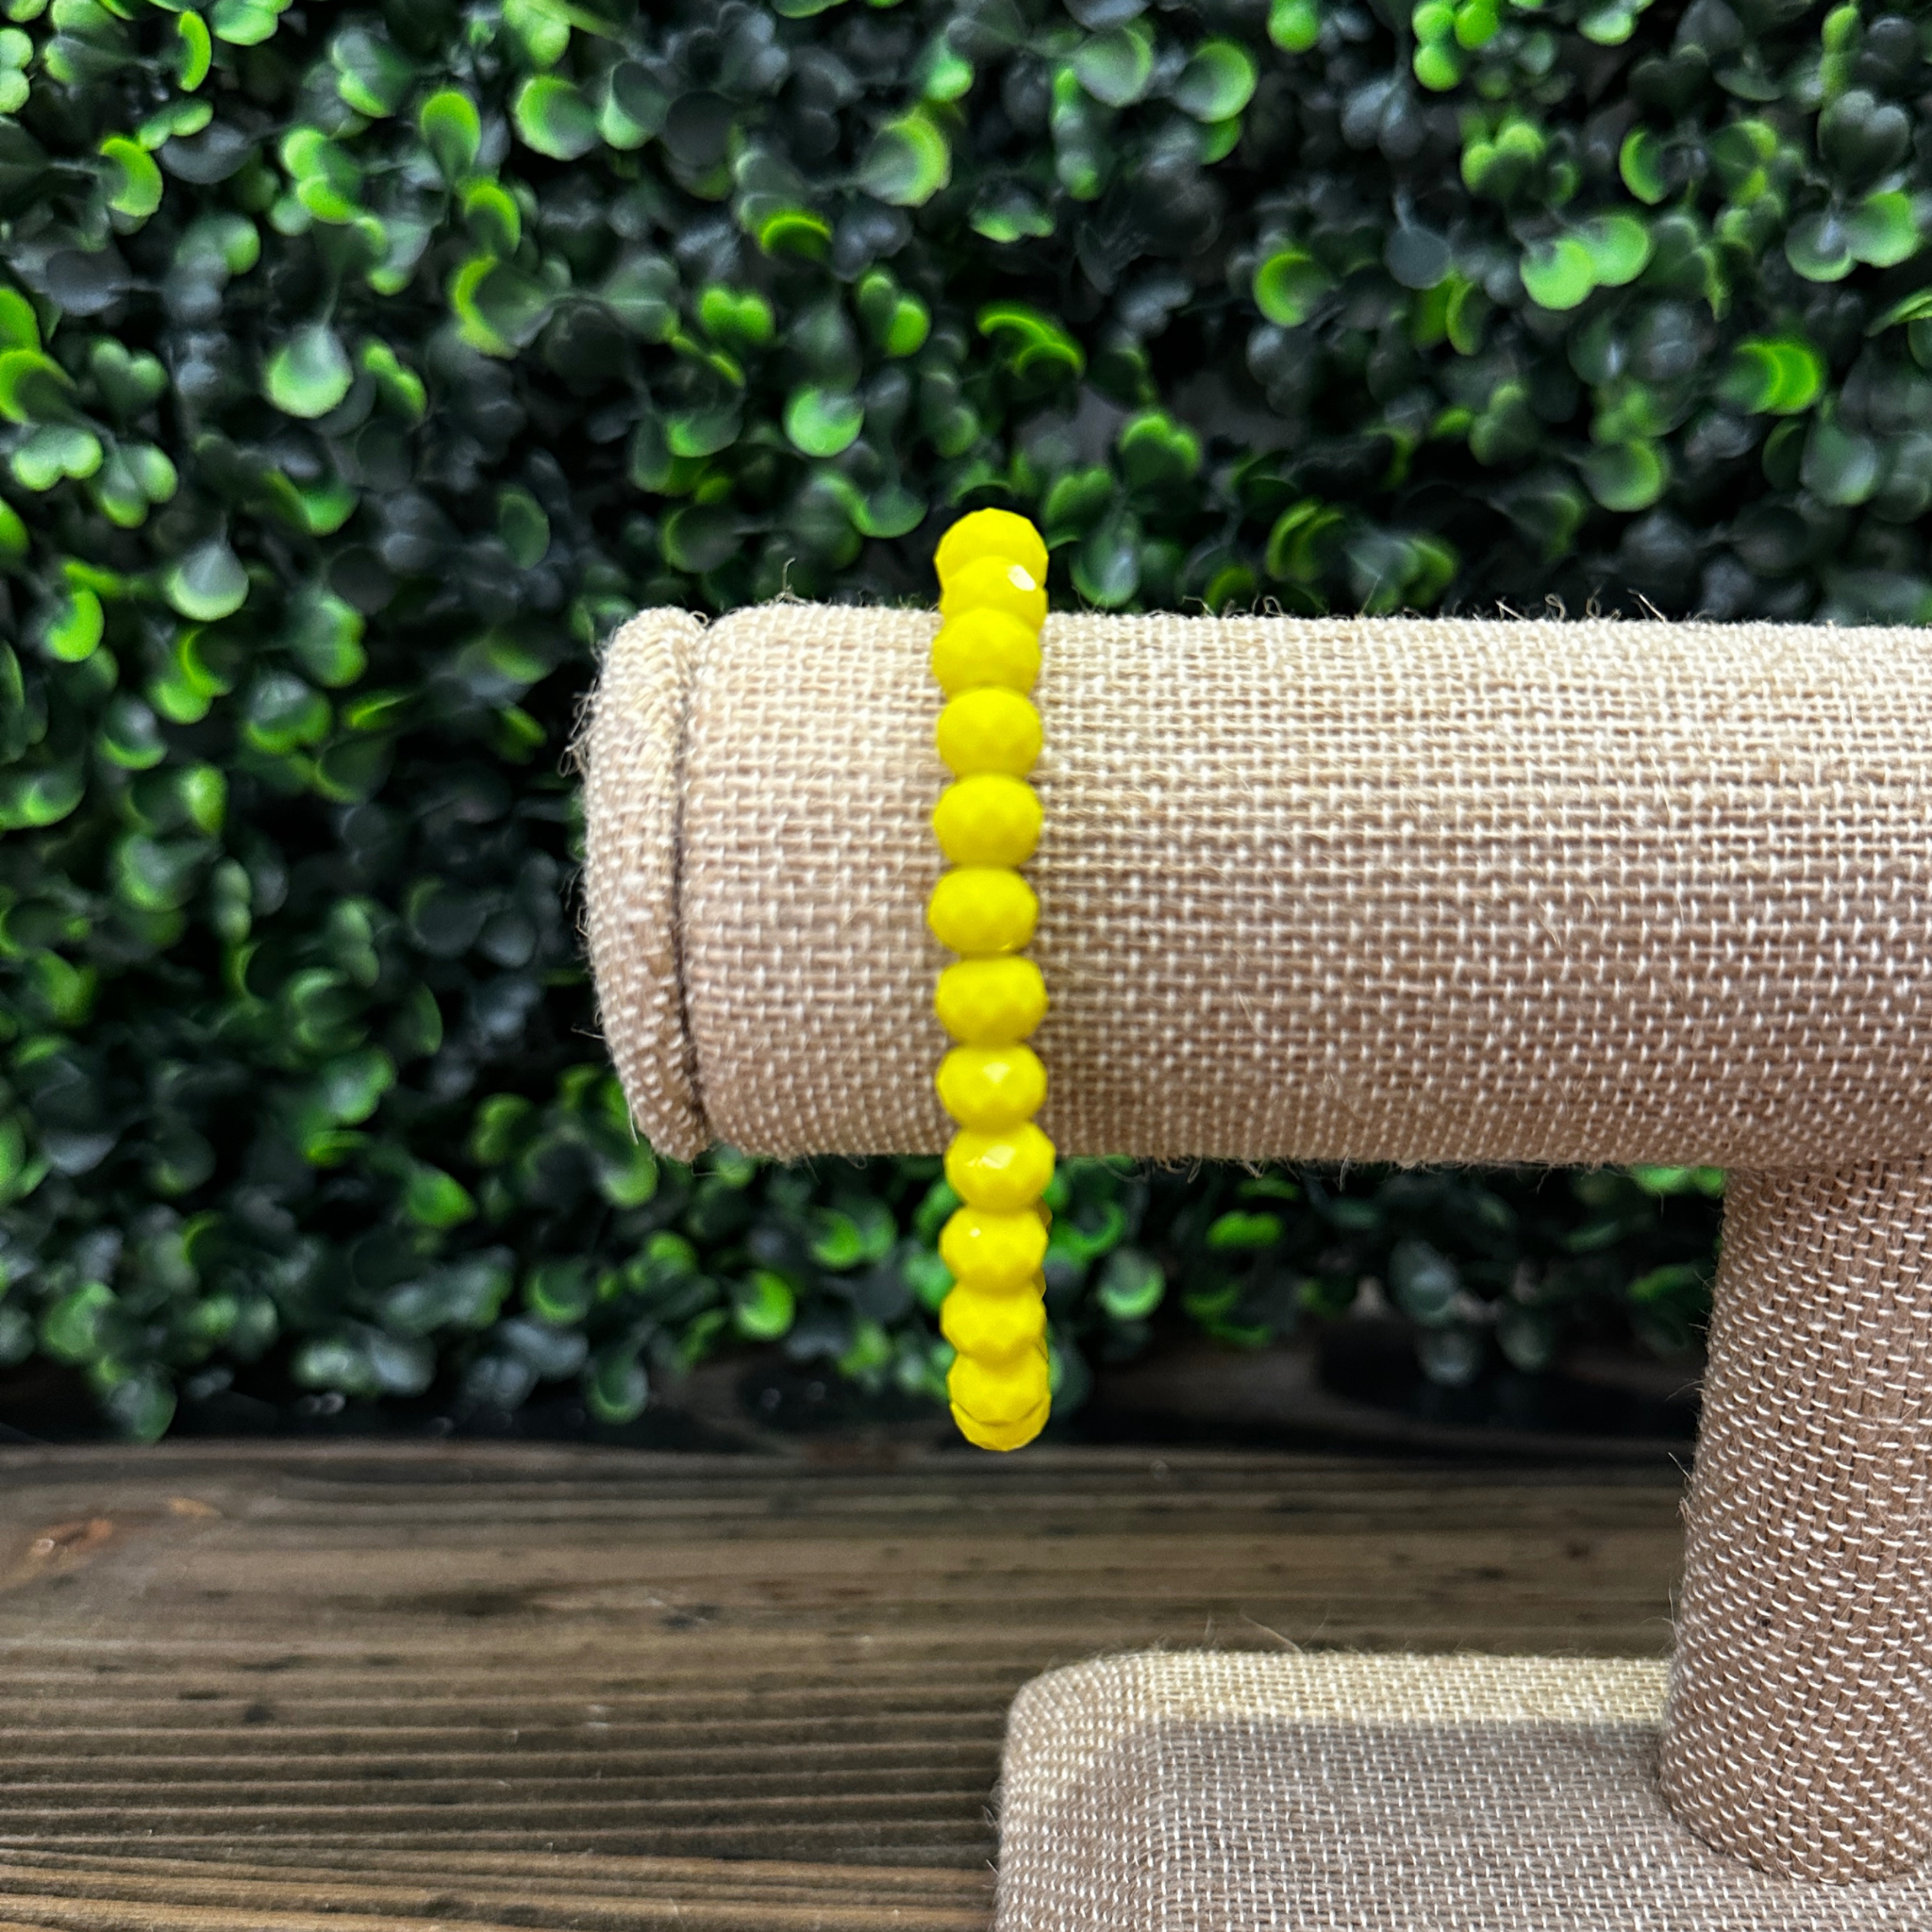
[0,1442,1685,1929]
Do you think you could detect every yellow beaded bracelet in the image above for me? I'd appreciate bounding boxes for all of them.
[928,508,1055,1454]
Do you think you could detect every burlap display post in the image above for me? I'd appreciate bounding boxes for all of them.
[1661,1162,1932,1882]
[579,602,1932,1900]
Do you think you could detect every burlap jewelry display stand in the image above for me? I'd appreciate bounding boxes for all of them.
[581,603,1932,1923]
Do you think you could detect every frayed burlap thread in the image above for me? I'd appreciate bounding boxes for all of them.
[579,602,1932,1885]
[994,1653,1932,1930]
[1661,1161,1932,1883]
[585,605,1932,1169]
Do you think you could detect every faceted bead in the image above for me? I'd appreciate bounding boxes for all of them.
[940,1204,1049,1289]
[945,1122,1057,1213]
[937,556,1047,629]
[948,1345,1051,1426]
[941,1282,1047,1364]
[935,508,1048,588]
[932,774,1041,868]
[934,956,1048,1044]
[935,1042,1047,1129]
[931,610,1042,700]
[952,1396,1049,1452]
[936,687,1042,777]
[926,866,1036,954]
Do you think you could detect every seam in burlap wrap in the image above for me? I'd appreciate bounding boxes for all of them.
[583,603,1932,1169]
[994,1652,1932,1930]
[578,607,708,1160]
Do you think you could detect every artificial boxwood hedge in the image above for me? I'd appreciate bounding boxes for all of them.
[7,0,1910,1438]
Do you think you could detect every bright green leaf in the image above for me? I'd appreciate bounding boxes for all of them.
[264,323,353,419]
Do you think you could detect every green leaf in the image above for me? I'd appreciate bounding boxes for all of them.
[1268,0,1322,52]
[1072,509,1140,608]
[286,589,366,687]
[783,387,863,458]
[698,285,774,351]
[0,762,84,829]
[419,89,481,182]
[0,349,73,425]
[41,1280,114,1365]
[1252,247,1334,325]
[42,587,103,662]
[755,208,834,260]
[854,481,925,539]
[1802,415,1882,506]
[660,504,742,574]
[264,323,353,419]
[1618,127,1668,205]
[174,8,211,87]
[164,540,249,621]
[1577,212,1652,288]
[1718,336,1824,415]
[403,1163,476,1229]
[497,487,550,569]
[0,285,37,353]
[732,1270,795,1341]
[1118,409,1201,490]
[1096,1246,1166,1320]
[976,306,1084,390]
[860,113,951,208]
[12,424,99,491]
[969,181,1056,244]
[331,22,414,119]
[1580,439,1668,511]
[1075,24,1154,107]
[100,136,163,221]
[1846,191,1920,269]
[1174,38,1257,121]
[450,257,552,357]
[210,0,289,46]
[1207,1209,1282,1252]
[1522,235,1597,310]
[513,75,600,161]
[1786,210,1854,283]
[585,1341,649,1425]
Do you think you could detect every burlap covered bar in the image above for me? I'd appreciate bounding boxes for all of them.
[579,603,1932,1887]
[584,604,1932,1170]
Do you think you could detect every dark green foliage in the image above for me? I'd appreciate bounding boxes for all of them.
[8,0,1910,1437]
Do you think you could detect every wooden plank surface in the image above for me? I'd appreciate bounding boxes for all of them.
[0,1442,1685,1930]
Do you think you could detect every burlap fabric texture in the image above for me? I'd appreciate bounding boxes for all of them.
[579,604,1932,1887]
[994,1652,1932,1931]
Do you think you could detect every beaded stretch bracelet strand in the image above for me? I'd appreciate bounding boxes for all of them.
[927,509,1055,1454]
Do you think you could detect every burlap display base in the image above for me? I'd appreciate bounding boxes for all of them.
[995,1652,1932,1930]
[580,605,1932,1170]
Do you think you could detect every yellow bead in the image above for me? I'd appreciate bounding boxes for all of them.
[931,609,1042,699]
[941,1282,1047,1365]
[945,1122,1057,1213]
[935,508,1049,588]
[937,686,1042,777]
[953,1397,1048,1452]
[940,1204,1049,1289]
[936,1043,1047,1129]
[926,866,1036,955]
[948,1345,1050,1426]
[935,956,1048,1044]
[938,556,1047,629]
[932,774,1041,868]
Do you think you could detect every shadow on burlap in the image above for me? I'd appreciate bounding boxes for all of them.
[994,1654,1932,1931]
